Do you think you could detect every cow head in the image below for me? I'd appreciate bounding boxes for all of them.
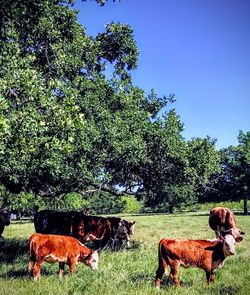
[84,250,99,271]
[221,228,245,242]
[222,234,238,256]
[205,235,238,256]
[115,220,135,246]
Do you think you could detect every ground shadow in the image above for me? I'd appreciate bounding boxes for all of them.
[0,238,29,263]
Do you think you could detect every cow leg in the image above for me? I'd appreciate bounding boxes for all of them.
[206,269,215,285]
[59,262,65,278]
[169,262,180,287]
[155,256,168,288]
[28,258,35,273]
[68,258,76,274]
[33,260,43,281]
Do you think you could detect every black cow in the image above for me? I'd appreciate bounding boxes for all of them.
[0,207,11,238]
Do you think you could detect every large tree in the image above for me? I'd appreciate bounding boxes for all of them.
[0,0,221,211]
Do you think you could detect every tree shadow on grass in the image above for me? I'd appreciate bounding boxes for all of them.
[5,266,58,279]
[0,238,29,263]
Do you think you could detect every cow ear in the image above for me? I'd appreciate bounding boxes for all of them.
[205,239,221,251]
[235,236,243,243]
[204,245,216,251]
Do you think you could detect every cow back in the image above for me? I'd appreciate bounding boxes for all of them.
[209,207,236,231]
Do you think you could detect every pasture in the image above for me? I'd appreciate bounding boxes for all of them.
[0,213,249,295]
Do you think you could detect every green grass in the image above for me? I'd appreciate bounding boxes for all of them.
[0,213,249,295]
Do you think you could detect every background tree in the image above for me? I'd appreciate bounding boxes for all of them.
[201,131,250,214]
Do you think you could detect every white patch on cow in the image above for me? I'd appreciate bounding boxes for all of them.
[129,222,135,235]
[44,254,67,263]
[88,251,99,270]
[206,238,218,242]
[223,235,236,256]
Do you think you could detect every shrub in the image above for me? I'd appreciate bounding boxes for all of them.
[121,196,142,214]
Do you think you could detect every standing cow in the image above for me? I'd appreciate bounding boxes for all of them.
[155,234,242,288]
[0,207,11,238]
[209,207,245,239]
[28,233,98,281]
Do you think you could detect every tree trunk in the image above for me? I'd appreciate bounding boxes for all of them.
[243,195,248,215]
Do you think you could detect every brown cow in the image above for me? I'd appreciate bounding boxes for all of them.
[209,207,245,239]
[155,234,242,288]
[28,233,98,281]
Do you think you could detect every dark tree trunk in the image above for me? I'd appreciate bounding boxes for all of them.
[243,195,248,215]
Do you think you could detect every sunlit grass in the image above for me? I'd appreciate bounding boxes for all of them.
[0,213,249,294]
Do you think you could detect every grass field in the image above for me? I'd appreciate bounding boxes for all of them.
[0,213,249,295]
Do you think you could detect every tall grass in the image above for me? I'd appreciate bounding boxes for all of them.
[0,213,249,295]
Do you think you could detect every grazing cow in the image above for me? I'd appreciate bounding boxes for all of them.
[0,207,11,238]
[155,234,242,288]
[107,217,135,247]
[28,233,98,281]
[209,207,245,239]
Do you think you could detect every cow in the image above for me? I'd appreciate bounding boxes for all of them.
[0,207,11,238]
[155,234,242,288]
[107,217,135,248]
[34,209,135,249]
[28,233,98,281]
[209,207,245,239]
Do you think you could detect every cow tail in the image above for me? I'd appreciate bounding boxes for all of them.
[29,235,36,263]
[158,239,168,269]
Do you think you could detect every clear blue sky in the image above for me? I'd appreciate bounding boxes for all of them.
[75,0,250,149]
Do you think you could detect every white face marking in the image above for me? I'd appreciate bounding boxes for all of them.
[223,235,236,256]
[88,251,99,270]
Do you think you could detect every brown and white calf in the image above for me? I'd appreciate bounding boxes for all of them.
[28,233,98,281]
[155,234,242,288]
[209,207,245,239]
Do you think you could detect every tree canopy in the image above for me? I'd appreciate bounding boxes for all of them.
[0,0,221,212]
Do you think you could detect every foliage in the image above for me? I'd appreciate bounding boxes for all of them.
[202,131,250,214]
[87,191,125,214]
[138,126,221,212]
[56,193,87,211]
[121,195,142,214]
[185,200,246,213]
